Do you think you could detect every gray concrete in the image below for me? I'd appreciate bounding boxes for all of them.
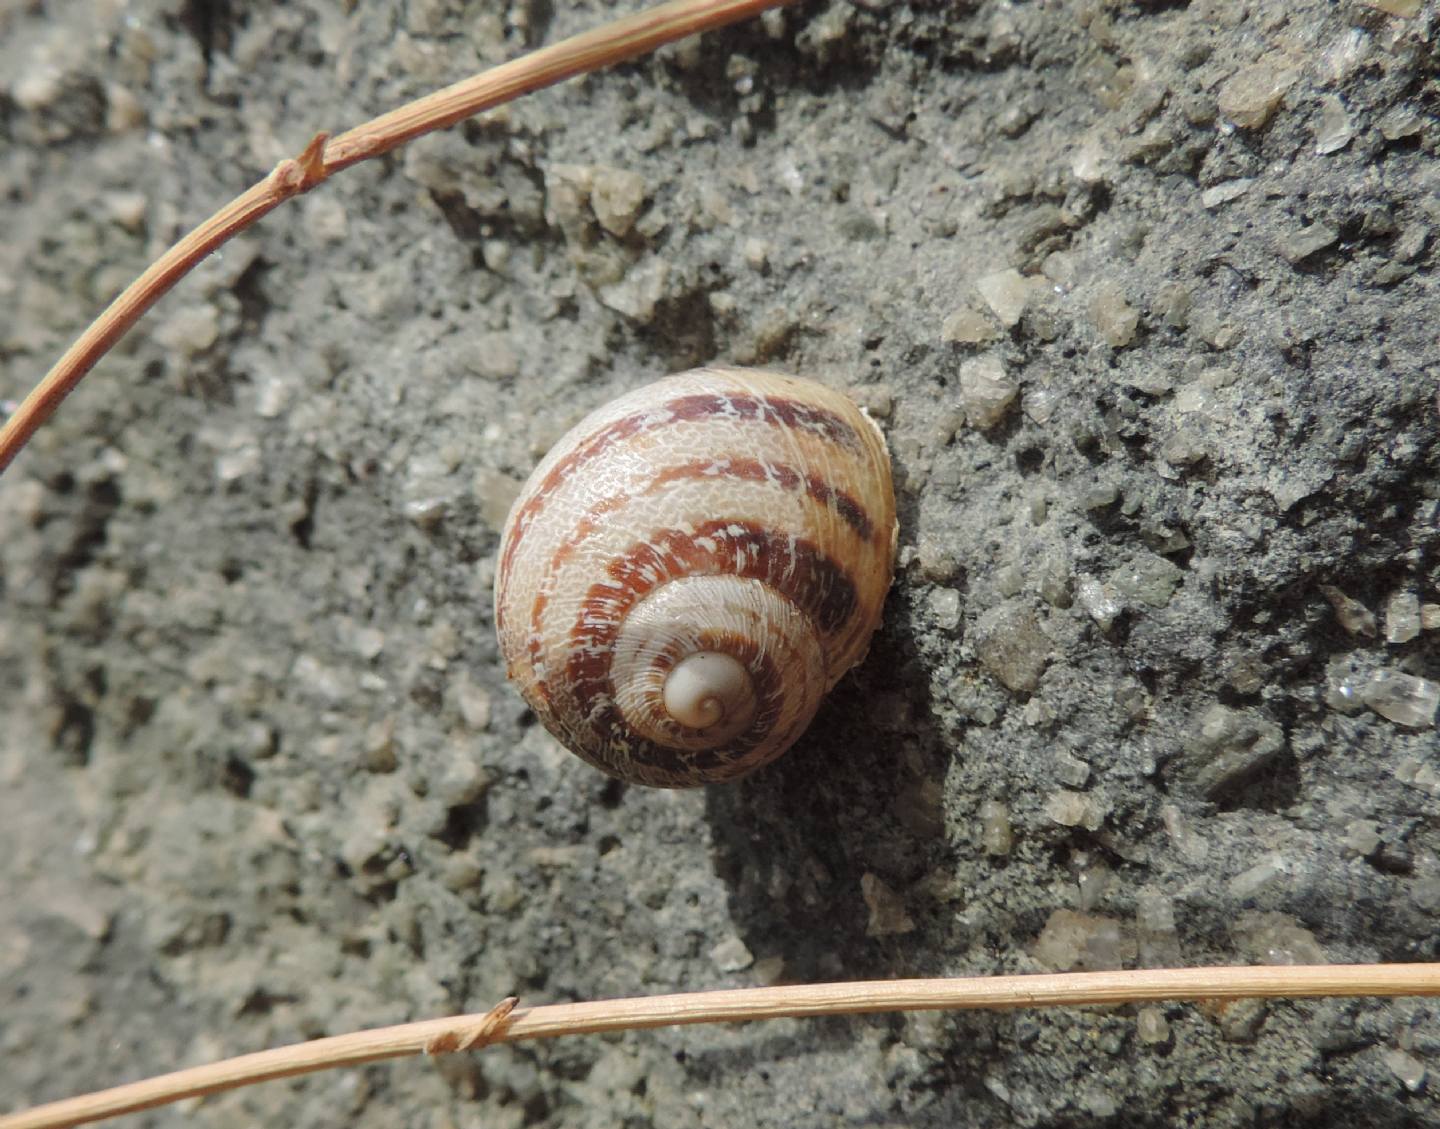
[2,0,1437,1125]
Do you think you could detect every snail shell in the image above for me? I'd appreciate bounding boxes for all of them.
[493,366,896,788]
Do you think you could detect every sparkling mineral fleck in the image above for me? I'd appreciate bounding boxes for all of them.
[1362,669,1440,728]
[1174,384,1218,415]
[1325,664,1365,714]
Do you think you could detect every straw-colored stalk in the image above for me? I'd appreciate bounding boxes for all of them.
[4,964,1439,1129]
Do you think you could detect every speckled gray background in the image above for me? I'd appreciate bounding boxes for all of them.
[2,0,1439,1126]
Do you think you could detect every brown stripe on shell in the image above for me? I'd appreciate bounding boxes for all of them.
[500,412,650,590]
[523,456,877,668]
[664,393,864,454]
[649,457,876,541]
[560,520,857,741]
[499,390,866,591]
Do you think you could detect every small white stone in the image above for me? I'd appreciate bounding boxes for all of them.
[1313,94,1354,155]
[348,624,386,661]
[1201,179,1254,209]
[1381,1048,1427,1092]
[1091,282,1139,347]
[435,760,492,808]
[941,306,1001,345]
[1136,891,1182,968]
[1071,137,1108,185]
[590,167,647,237]
[1033,909,1135,972]
[1385,590,1422,644]
[975,268,1030,328]
[1343,820,1382,857]
[1077,577,1123,631]
[928,587,962,631]
[1055,751,1090,788]
[979,800,1013,856]
[1044,790,1105,831]
[104,191,149,232]
[1228,853,1292,900]
[1161,804,1209,861]
[709,935,755,972]
[214,443,260,482]
[959,356,1018,429]
[1218,60,1297,129]
[154,304,220,355]
[1024,384,1061,425]
[1363,669,1440,728]
[451,674,493,731]
[597,256,669,323]
[1232,910,1326,965]
[1136,1007,1171,1045]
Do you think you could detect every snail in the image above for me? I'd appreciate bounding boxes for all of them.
[493,366,897,787]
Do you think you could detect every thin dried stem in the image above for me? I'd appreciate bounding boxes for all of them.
[0,0,792,475]
[3,964,1437,1129]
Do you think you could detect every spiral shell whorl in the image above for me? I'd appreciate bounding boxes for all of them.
[494,366,896,787]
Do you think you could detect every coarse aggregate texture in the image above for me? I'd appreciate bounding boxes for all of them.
[1,0,1438,1126]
